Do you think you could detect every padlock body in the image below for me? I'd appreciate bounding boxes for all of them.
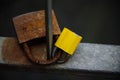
[13,10,61,43]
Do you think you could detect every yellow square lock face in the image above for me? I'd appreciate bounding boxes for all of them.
[55,27,82,55]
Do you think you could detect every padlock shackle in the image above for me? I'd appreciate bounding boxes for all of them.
[23,43,61,64]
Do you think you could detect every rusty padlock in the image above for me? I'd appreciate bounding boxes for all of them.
[13,10,63,64]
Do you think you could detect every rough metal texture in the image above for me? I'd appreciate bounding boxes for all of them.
[1,37,62,65]
[53,43,120,72]
[1,38,31,65]
[0,37,120,72]
[13,10,60,43]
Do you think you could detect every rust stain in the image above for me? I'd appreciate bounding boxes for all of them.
[2,37,62,65]
[2,38,31,65]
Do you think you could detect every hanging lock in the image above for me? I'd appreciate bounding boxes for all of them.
[55,27,82,62]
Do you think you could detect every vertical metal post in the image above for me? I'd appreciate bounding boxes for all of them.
[45,0,53,59]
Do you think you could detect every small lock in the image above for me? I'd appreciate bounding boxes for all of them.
[55,27,82,55]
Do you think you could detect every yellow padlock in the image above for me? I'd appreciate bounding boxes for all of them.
[55,27,82,55]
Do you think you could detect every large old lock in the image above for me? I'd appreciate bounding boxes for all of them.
[13,10,63,64]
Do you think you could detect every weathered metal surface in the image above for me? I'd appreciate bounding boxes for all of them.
[2,37,61,65]
[0,37,120,72]
[22,39,61,64]
[13,10,60,43]
[2,38,31,65]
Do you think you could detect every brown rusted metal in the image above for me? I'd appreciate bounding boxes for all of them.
[13,10,61,43]
[2,37,62,65]
[2,38,31,65]
[2,37,69,65]
[22,37,62,64]
[12,10,62,64]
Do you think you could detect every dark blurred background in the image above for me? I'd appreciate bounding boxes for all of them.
[0,0,120,45]
[0,0,120,80]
